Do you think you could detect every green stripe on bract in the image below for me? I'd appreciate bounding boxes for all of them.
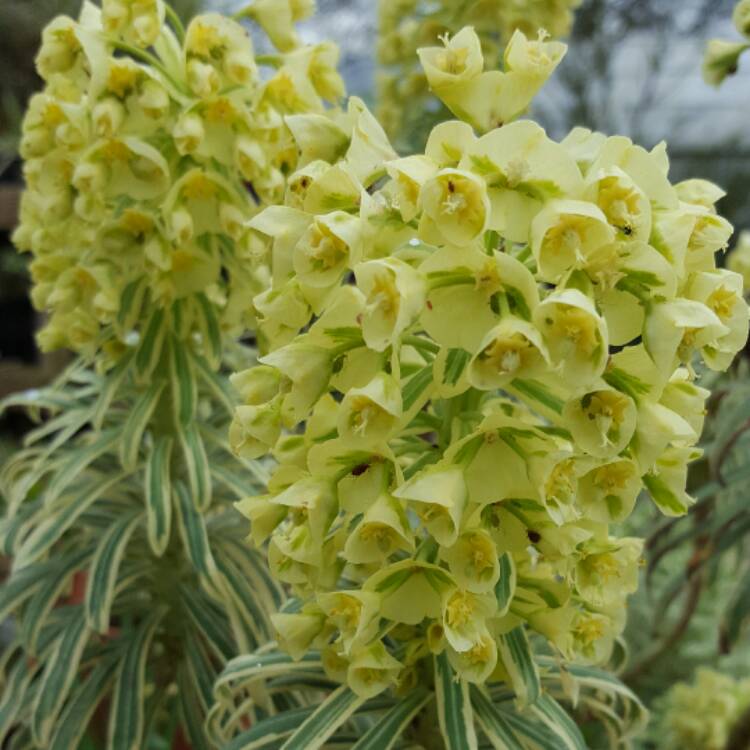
[435,652,478,750]
[510,378,564,414]
[403,365,434,411]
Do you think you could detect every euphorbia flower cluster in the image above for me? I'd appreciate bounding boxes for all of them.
[231,27,747,698]
[704,0,750,85]
[377,0,580,144]
[13,0,343,362]
[657,668,750,750]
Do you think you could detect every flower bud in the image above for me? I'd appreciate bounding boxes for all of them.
[173,112,205,155]
[187,59,221,98]
[419,168,490,246]
[337,373,403,446]
[93,98,126,138]
[138,79,170,119]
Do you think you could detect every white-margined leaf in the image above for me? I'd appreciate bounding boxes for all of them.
[49,656,117,750]
[498,626,541,707]
[21,547,92,654]
[145,435,173,556]
[351,688,431,750]
[494,552,516,617]
[174,481,220,591]
[528,694,586,750]
[85,510,142,634]
[0,648,39,743]
[31,609,90,746]
[177,423,212,511]
[196,293,222,368]
[13,471,126,569]
[469,685,523,750]
[135,308,167,382]
[279,685,365,750]
[107,606,166,750]
[170,337,197,427]
[40,430,120,510]
[120,380,166,470]
[435,652,478,750]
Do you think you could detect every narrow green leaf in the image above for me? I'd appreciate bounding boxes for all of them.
[352,688,430,750]
[725,565,750,647]
[41,430,120,509]
[498,627,541,707]
[494,552,516,617]
[92,354,133,431]
[178,668,212,750]
[85,510,142,634]
[196,292,222,368]
[120,380,166,470]
[224,707,314,750]
[528,695,586,750]
[174,481,219,590]
[0,651,38,743]
[221,537,284,610]
[21,547,92,653]
[0,560,56,622]
[184,631,216,712]
[135,308,167,381]
[469,685,522,750]
[170,337,197,427]
[191,349,236,415]
[49,657,116,750]
[179,585,235,662]
[280,685,365,750]
[178,423,212,511]
[14,471,126,568]
[214,651,323,698]
[0,499,42,556]
[435,652,478,750]
[31,610,90,746]
[145,435,173,556]
[214,549,270,649]
[117,278,146,332]
[108,607,165,750]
